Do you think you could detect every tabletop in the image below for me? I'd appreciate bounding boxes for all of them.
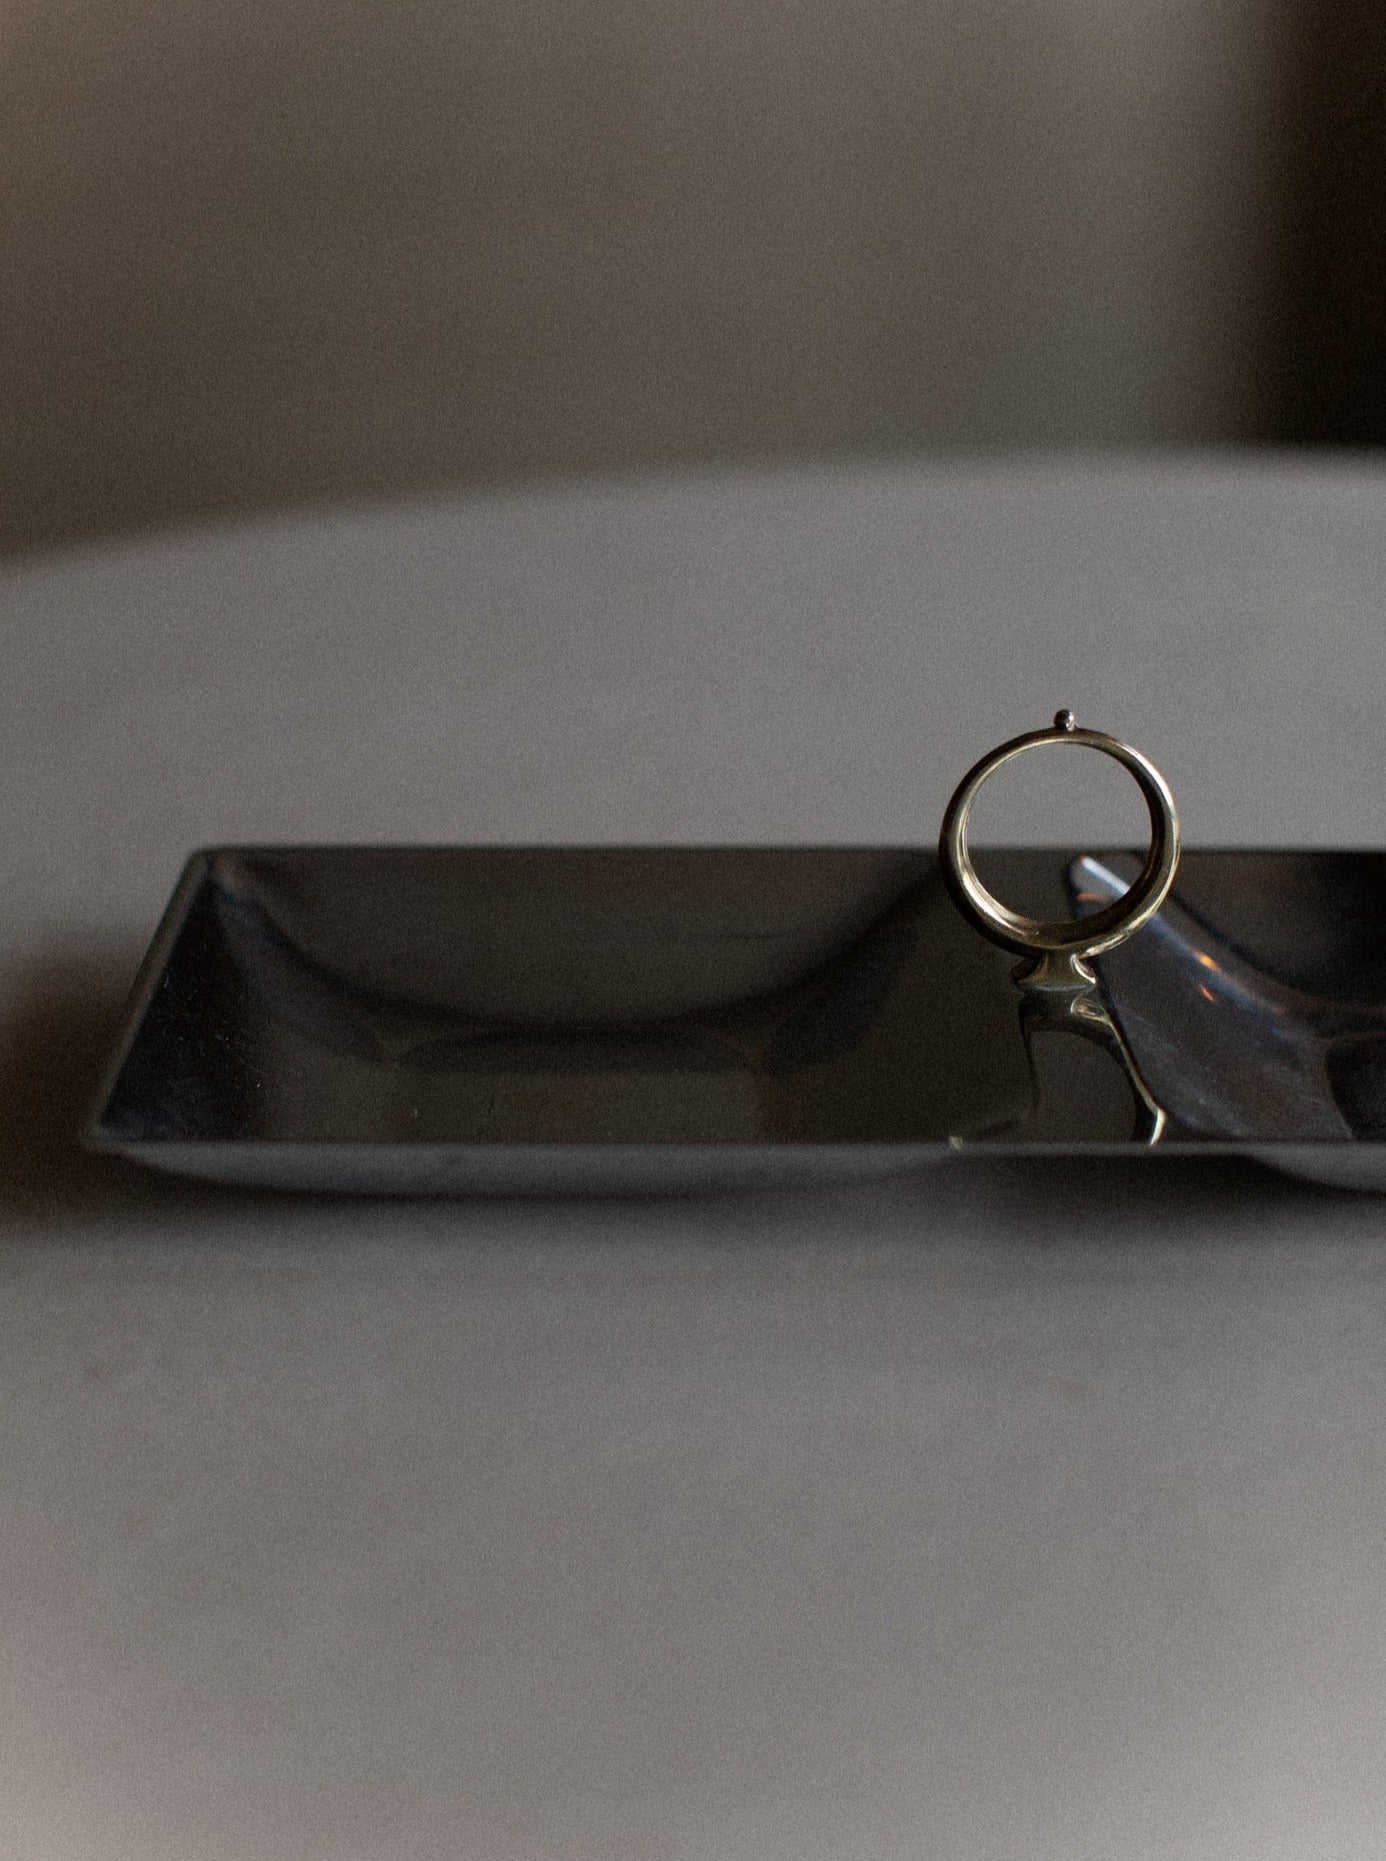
[4,456,1386,1860]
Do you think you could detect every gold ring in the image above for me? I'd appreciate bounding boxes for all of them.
[939,711,1180,989]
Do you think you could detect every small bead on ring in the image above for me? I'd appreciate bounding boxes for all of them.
[938,711,1181,990]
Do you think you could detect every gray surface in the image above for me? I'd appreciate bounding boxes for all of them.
[5,457,1386,1858]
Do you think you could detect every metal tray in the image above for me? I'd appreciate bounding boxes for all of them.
[83,846,1386,1193]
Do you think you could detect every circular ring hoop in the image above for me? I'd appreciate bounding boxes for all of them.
[939,715,1180,974]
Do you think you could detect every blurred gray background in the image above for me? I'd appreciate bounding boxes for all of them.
[5,0,1383,557]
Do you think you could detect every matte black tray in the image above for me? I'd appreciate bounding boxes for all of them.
[83,847,1386,1192]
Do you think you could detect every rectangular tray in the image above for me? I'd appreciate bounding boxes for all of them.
[84,846,1386,1193]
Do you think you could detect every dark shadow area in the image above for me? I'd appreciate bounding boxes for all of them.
[551,1150,1377,1268]
[1269,0,1386,444]
[959,1149,1370,1230]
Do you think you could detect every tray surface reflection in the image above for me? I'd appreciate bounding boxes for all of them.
[85,847,1386,1192]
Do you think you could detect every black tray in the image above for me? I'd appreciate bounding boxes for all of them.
[83,846,1386,1192]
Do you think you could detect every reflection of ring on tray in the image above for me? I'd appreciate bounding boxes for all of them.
[939,714,1180,1144]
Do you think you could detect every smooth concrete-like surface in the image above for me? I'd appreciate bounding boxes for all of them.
[4,457,1386,1859]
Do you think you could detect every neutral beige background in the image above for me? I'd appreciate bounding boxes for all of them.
[3,0,1298,554]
